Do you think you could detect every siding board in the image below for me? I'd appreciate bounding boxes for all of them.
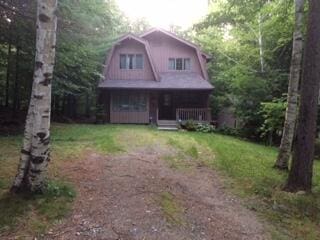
[107,39,155,81]
[143,33,202,75]
[110,91,150,124]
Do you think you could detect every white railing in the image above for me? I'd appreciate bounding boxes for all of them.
[176,108,211,122]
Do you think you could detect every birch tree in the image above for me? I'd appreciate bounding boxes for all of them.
[284,0,320,192]
[274,0,304,170]
[11,0,57,193]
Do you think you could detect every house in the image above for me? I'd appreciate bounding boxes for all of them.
[98,28,213,126]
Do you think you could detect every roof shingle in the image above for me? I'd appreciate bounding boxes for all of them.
[98,73,214,90]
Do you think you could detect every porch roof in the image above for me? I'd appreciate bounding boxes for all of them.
[98,73,214,90]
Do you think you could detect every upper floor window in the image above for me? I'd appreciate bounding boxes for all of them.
[168,58,191,70]
[120,54,143,70]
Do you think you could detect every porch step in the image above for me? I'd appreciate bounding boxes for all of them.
[157,120,177,125]
[157,126,178,131]
[157,120,178,131]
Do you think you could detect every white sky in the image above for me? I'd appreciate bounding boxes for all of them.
[116,0,209,30]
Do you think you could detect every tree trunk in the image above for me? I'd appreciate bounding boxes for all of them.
[11,0,58,193]
[13,45,20,114]
[5,41,12,108]
[284,0,320,193]
[85,93,90,118]
[258,13,264,73]
[274,0,304,170]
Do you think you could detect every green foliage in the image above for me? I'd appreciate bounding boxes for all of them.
[195,123,215,133]
[182,121,215,133]
[0,181,75,234]
[0,0,129,118]
[183,120,197,131]
[45,181,76,199]
[193,0,295,140]
[1,124,320,238]
[260,98,286,144]
[191,131,320,239]
[215,126,240,137]
[158,191,185,225]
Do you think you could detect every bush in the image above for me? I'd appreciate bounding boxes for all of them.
[184,120,197,131]
[216,126,241,136]
[181,121,215,133]
[259,98,286,145]
[195,123,215,133]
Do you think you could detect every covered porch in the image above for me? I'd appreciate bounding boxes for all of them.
[98,89,212,125]
[150,90,212,124]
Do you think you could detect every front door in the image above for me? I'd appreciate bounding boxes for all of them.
[159,93,175,120]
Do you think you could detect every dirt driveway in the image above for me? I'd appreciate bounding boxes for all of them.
[45,139,270,240]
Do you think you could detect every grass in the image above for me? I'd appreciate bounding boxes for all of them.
[0,123,122,237]
[0,124,320,239]
[158,191,185,226]
[190,132,320,240]
[0,181,75,236]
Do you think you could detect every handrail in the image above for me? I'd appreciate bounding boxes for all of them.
[176,108,211,122]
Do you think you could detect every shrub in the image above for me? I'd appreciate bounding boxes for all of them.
[259,98,286,145]
[195,123,215,133]
[184,120,197,131]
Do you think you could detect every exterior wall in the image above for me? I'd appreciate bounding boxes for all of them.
[107,39,155,80]
[105,90,211,124]
[110,91,150,124]
[143,33,202,75]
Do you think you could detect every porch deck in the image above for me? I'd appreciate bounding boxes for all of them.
[157,108,212,128]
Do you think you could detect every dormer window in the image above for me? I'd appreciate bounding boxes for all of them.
[168,58,191,70]
[120,54,144,69]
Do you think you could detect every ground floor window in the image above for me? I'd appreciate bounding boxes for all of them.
[112,92,147,112]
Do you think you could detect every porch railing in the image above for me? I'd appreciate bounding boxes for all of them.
[176,108,211,123]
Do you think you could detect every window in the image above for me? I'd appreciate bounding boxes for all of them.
[128,54,134,69]
[168,58,191,70]
[120,54,126,69]
[168,58,175,70]
[119,54,144,69]
[135,54,143,69]
[184,58,191,70]
[113,92,147,112]
[176,58,183,70]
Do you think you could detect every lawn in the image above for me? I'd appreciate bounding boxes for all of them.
[0,124,319,239]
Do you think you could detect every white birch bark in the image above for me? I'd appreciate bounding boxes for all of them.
[258,13,264,73]
[275,0,304,170]
[11,0,57,193]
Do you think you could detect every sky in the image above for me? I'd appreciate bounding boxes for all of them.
[116,0,209,30]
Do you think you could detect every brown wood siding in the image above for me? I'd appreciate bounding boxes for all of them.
[143,33,202,75]
[107,39,155,81]
[110,91,150,124]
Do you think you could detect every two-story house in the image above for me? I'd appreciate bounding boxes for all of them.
[98,28,213,126]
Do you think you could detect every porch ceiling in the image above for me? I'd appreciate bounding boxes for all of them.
[99,73,214,90]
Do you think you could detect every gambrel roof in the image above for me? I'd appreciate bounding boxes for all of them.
[102,33,159,81]
[99,72,213,90]
[140,28,210,80]
[100,28,213,90]
[140,28,211,60]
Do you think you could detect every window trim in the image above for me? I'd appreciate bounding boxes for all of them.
[112,92,147,112]
[119,54,144,70]
[168,58,191,71]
